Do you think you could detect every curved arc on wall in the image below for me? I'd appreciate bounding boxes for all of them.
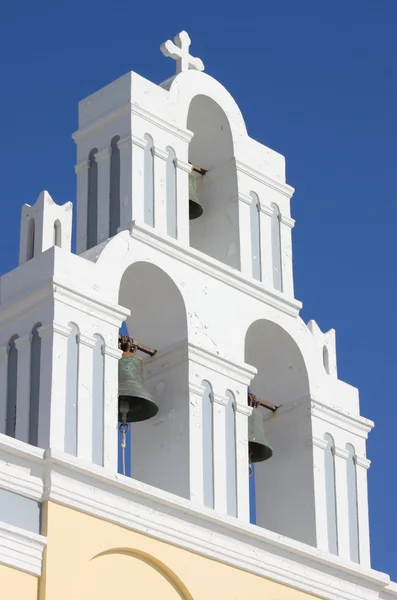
[90,548,194,600]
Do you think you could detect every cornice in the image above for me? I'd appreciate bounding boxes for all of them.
[130,103,193,144]
[127,223,302,318]
[78,333,97,349]
[0,522,46,576]
[95,146,111,162]
[174,158,192,173]
[74,159,89,174]
[332,447,350,460]
[14,333,31,349]
[354,455,371,470]
[212,393,229,406]
[310,397,374,439]
[233,402,252,416]
[38,322,71,340]
[151,146,169,160]
[235,159,295,199]
[188,342,257,387]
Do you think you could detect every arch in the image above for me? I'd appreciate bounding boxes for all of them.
[169,70,247,147]
[250,192,261,281]
[81,548,194,600]
[109,136,121,237]
[53,220,62,248]
[166,146,177,239]
[225,389,237,517]
[323,345,330,374]
[65,323,79,456]
[87,148,98,249]
[144,134,155,227]
[187,95,239,270]
[92,334,105,466]
[6,334,19,437]
[245,319,310,406]
[202,380,214,509]
[26,218,35,261]
[346,443,359,562]
[29,323,42,446]
[324,433,338,555]
[271,203,282,291]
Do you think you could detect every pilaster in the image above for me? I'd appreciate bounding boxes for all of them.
[355,454,371,567]
[212,393,229,514]
[96,147,111,244]
[102,344,122,471]
[312,437,330,552]
[117,135,134,228]
[258,203,273,289]
[333,446,351,560]
[189,382,206,505]
[237,193,253,278]
[152,147,168,235]
[174,158,190,245]
[279,214,295,297]
[75,160,89,254]
[233,400,252,522]
[14,334,31,444]
[76,334,96,462]
[0,344,8,435]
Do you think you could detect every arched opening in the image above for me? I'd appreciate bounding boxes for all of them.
[92,335,105,466]
[271,203,282,291]
[53,220,62,248]
[202,380,214,509]
[245,320,312,544]
[324,433,338,555]
[144,134,155,227]
[65,323,79,456]
[119,262,188,498]
[225,389,237,517]
[166,147,177,238]
[26,218,35,261]
[6,334,19,437]
[29,323,42,446]
[346,443,359,562]
[87,148,98,249]
[323,345,330,374]
[187,95,239,269]
[250,192,261,281]
[109,136,121,237]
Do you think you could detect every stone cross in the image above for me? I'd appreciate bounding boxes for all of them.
[160,31,204,74]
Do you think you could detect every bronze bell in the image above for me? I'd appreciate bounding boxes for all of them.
[189,171,203,220]
[248,406,273,463]
[118,352,159,423]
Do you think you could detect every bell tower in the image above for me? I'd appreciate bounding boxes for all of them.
[0,30,373,573]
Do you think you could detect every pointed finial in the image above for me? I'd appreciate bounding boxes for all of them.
[160,31,204,74]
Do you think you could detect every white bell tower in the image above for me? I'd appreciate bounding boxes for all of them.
[0,31,373,568]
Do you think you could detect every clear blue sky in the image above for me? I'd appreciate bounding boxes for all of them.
[1,0,396,579]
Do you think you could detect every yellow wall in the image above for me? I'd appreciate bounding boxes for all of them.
[0,564,38,600]
[39,502,320,600]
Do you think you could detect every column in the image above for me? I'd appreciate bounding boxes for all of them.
[212,393,228,514]
[96,147,111,244]
[76,334,95,462]
[355,455,371,567]
[333,446,350,560]
[0,345,8,435]
[102,345,122,472]
[258,203,273,289]
[174,158,191,246]
[189,382,206,505]
[238,193,253,278]
[233,400,252,522]
[37,323,70,450]
[312,437,330,552]
[152,147,168,235]
[75,159,89,254]
[14,334,31,444]
[279,214,295,297]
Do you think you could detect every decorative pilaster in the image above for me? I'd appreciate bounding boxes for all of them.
[14,334,31,444]
[76,334,96,462]
[189,382,206,504]
[237,193,253,278]
[152,147,168,235]
[102,344,122,472]
[75,159,89,254]
[279,214,295,297]
[174,158,190,245]
[96,147,111,244]
[355,454,371,567]
[212,393,229,513]
[37,323,71,450]
[0,345,8,435]
[117,135,134,228]
[333,446,351,560]
[258,203,273,289]
[233,400,252,522]
[312,437,331,552]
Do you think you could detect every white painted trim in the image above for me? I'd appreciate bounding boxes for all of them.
[235,160,295,198]
[0,521,46,576]
[311,397,374,438]
[188,342,257,386]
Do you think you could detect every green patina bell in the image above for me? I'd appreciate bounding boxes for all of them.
[118,353,158,423]
[189,172,203,220]
[248,407,273,463]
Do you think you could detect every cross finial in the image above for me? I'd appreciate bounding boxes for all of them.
[160,31,204,74]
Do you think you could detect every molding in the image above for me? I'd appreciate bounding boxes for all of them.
[14,333,31,349]
[174,158,192,173]
[235,160,295,199]
[0,435,44,501]
[95,146,111,162]
[117,134,147,150]
[332,447,350,460]
[102,345,123,360]
[354,455,371,470]
[72,103,131,143]
[0,345,8,359]
[312,437,329,450]
[237,192,253,206]
[258,202,274,216]
[188,382,206,396]
[125,224,302,318]
[152,147,169,160]
[0,521,46,576]
[280,214,295,228]
[130,103,193,144]
[233,402,252,416]
[38,322,71,339]
[212,394,229,406]
[78,333,97,348]
[74,159,89,174]
[310,397,374,439]
[188,342,257,387]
